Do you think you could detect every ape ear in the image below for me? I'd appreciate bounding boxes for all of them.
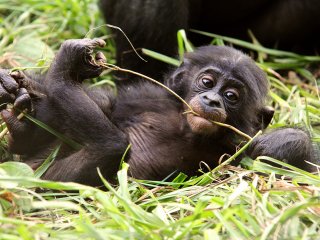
[165,61,189,97]
[258,106,274,129]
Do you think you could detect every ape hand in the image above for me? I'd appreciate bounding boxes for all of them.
[48,38,107,82]
[246,128,316,172]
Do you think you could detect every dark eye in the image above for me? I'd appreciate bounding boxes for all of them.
[224,89,239,102]
[201,77,214,88]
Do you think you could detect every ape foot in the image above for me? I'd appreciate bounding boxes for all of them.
[0,70,31,112]
[53,38,107,81]
[0,69,34,154]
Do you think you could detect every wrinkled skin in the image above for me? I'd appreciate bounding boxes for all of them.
[0,39,317,185]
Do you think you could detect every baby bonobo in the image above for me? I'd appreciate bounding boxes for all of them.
[0,38,316,185]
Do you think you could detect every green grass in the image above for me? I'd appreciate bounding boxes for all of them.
[0,1,320,239]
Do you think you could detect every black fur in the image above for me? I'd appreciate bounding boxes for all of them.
[100,0,320,80]
[0,39,317,185]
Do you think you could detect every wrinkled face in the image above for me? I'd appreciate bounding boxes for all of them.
[185,66,246,135]
[166,46,271,136]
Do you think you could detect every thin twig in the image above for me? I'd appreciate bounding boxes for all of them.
[183,110,252,140]
[85,24,147,62]
[213,130,262,171]
[0,63,254,142]
[101,63,195,112]
[211,121,252,140]
[101,63,253,141]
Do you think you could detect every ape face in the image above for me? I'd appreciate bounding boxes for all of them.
[168,46,269,136]
[186,66,246,134]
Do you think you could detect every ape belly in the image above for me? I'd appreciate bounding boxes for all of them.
[123,111,232,180]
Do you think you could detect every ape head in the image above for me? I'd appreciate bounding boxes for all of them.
[166,46,273,136]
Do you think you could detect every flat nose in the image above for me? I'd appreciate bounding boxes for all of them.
[200,93,222,108]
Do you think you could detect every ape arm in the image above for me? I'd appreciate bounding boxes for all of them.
[246,128,318,172]
[40,39,129,184]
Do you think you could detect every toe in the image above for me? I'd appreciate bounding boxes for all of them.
[0,70,19,93]
[14,88,31,111]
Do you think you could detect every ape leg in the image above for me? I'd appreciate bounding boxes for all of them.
[39,39,129,184]
[247,128,318,172]
[0,70,54,155]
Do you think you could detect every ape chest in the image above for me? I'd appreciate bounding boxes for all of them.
[122,112,188,179]
[122,112,230,179]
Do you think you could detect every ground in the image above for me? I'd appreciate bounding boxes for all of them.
[0,1,319,239]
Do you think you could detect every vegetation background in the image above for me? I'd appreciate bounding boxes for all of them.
[0,0,319,239]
